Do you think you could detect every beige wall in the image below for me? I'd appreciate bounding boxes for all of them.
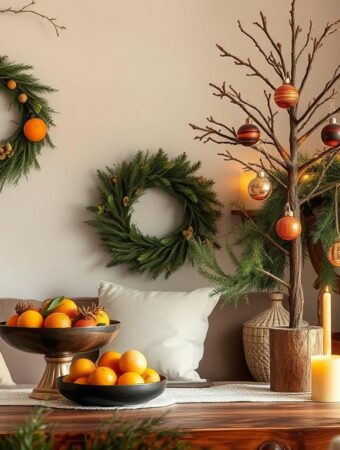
[0,1,339,327]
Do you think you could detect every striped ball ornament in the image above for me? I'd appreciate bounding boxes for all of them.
[236,120,260,146]
[321,118,340,147]
[274,82,299,109]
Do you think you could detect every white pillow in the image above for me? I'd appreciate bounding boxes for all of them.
[0,353,15,386]
[98,281,218,381]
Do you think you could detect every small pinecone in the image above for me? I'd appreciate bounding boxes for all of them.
[15,301,37,316]
[89,303,104,315]
[74,306,96,322]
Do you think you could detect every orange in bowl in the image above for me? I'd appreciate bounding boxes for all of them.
[88,367,117,386]
[117,372,144,385]
[98,351,121,374]
[44,312,72,328]
[54,298,78,319]
[69,358,96,381]
[119,350,147,375]
[142,368,161,383]
[74,376,89,385]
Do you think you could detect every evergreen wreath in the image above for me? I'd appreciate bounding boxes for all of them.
[0,55,55,190]
[87,149,222,279]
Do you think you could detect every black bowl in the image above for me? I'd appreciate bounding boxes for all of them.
[57,375,167,407]
[0,321,120,356]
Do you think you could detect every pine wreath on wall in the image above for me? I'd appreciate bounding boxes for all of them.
[87,149,222,279]
[0,55,55,190]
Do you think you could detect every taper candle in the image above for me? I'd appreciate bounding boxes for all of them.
[323,285,331,356]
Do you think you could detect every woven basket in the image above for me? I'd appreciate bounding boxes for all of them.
[242,293,308,382]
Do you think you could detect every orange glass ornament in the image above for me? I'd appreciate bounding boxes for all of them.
[276,203,302,241]
[274,78,299,109]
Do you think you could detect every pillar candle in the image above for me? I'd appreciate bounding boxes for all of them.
[311,355,340,402]
[323,285,331,356]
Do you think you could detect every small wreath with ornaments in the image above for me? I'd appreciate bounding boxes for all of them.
[87,149,222,279]
[0,55,55,190]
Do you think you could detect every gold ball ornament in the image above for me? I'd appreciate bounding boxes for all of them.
[18,93,28,104]
[327,238,340,267]
[6,80,17,90]
[248,170,272,201]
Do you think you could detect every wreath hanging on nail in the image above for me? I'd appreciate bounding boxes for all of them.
[0,55,55,190]
[87,149,222,279]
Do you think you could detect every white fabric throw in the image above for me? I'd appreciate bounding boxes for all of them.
[0,383,310,411]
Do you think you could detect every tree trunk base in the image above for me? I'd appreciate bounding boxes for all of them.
[270,326,323,393]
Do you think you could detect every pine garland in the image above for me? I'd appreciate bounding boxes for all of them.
[87,149,222,279]
[189,158,339,302]
[0,55,55,190]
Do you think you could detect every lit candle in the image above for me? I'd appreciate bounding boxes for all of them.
[323,285,332,356]
[311,286,340,402]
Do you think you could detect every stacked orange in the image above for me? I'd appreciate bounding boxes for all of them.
[63,350,161,386]
[5,298,111,329]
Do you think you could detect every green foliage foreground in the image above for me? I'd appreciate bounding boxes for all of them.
[0,407,192,450]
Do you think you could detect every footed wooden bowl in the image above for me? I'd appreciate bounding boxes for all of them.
[0,320,120,400]
[57,375,167,407]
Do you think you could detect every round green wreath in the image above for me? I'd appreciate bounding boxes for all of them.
[0,55,55,190]
[87,149,222,279]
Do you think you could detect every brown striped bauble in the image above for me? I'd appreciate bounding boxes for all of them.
[236,118,260,146]
[321,117,340,147]
[274,81,299,109]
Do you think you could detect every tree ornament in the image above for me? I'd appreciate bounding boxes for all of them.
[23,118,48,142]
[321,117,340,147]
[274,78,299,109]
[248,170,272,201]
[276,203,302,241]
[87,149,222,279]
[327,185,340,267]
[6,79,17,90]
[236,117,260,146]
[18,93,28,104]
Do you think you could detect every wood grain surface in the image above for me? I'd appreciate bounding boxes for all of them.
[1,401,340,449]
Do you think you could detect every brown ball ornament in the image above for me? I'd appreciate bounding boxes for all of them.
[274,79,299,109]
[321,117,340,147]
[7,80,17,90]
[248,170,272,201]
[236,118,260,146]
[18,93,28,104]
[327,238,340,267]
[276,204,302,241]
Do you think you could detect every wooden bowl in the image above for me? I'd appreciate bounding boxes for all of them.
[57,375,167,407]
[0,320,120,355]
[0,320,120,400]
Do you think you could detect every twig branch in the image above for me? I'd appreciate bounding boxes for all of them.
[257,267,291,289]
[296,21,313,62]
[253,11,288,79]
[216,44,276,90]
[300,180,340,204]
[299,152,339,205]
[297,89,338,133]
[298,144,340,174]
[298,20,340,93]
[248,226,289,256]
[0,1,66,36]
[217,151,257,173]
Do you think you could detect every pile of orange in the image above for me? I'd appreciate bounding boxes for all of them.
[5,298,111,329]
[63,350,160,386]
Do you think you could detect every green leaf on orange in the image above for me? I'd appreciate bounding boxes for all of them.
[41,296,64,317]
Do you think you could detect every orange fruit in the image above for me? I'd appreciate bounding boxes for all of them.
[18,93,28,103]
[62,375,73,383]
[95,310,110,326]
[69,358,96,381]
[119,350,147,375]
[98,351,121,373]
[7,80,17,90]
[54,298,78,319]
[142,368,160,383]
[44,312,72,328]
[117,372,144,386]
[23,118,47,142]
[73,318,97,327]
[17,310,43,328]
[6,314,19,327]
[74,376,89,385]
[88,367,117,386]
